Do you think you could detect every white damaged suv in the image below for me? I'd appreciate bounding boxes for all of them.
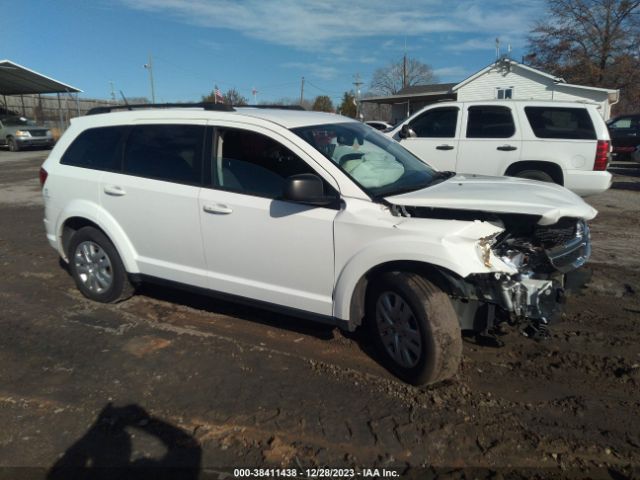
[41,104,596,385]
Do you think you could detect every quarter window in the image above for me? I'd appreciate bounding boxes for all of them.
[60,126,126,171]
[409,107,458,138]
[213,129,321,199]
[123,124,204,185]
[466,106,516,138]
[524,107,596,140]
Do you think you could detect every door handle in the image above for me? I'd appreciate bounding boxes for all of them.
[436,145,454,151]
[103,185,126,196]
[497,145,517,151]
[203,203,233,215]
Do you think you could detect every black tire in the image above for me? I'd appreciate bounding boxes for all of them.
[366,272,462,385]
[8,137,19,152]
[514,169,554,183]
[67,226,134,303]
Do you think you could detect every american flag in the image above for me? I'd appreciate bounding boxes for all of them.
[214,86,223,103]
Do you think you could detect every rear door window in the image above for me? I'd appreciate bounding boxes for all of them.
[466,106,515,138]
[61,126,126,171]
[525,107,596,140]
[123,124,204,185]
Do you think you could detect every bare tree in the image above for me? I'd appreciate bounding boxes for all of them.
[265,97,313,110]
[527,0,640,113]
[202,88,248,106]
[369,57,438,96]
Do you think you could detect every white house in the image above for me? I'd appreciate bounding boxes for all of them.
[454,58,620,119]
[362,58,620,122]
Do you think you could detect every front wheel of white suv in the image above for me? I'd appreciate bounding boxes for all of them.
[366,272,462,385]
[68,226,134,303]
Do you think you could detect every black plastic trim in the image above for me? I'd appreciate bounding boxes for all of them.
[86,102,235,115]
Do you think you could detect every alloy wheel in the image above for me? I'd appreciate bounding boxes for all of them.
[375,291,423,368]
[73,241,113,293]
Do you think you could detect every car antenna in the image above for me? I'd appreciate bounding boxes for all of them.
[119,91,132,111]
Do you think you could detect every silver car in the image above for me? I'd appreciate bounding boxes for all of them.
[0,116,54,151]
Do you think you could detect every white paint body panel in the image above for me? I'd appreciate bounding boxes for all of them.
[385,175,597,225]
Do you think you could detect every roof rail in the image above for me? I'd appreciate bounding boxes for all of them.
[86,102,236,116]
[240,104,306,111]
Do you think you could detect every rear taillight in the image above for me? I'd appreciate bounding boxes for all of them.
[594,140,610,171]
[39,167,48,188]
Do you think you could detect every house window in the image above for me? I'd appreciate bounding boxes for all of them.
[497,87,513,99]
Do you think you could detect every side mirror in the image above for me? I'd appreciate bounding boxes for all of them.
[399,124,417,139]
[283,174,336,206]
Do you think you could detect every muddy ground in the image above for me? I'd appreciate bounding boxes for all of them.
[0,150,638,479]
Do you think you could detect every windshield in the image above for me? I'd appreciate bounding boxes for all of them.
[1,116,36,127]
[293,122,438,198]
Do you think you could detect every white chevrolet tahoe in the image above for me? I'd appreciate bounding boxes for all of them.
[388,100,612,197]
[41,104,596,385]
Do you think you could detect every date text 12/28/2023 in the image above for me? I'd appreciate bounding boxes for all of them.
[233,468,400,478]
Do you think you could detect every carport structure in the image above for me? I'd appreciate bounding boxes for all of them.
[0,59,82,129]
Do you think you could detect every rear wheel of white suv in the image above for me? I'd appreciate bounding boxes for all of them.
[366,272,462,385]
[514,169,554,183]
[68,226,133,303]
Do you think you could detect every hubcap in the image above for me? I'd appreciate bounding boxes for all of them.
[73,241,113,293]
[375,292,423,368]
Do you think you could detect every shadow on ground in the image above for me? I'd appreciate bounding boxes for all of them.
[47,403,201,480]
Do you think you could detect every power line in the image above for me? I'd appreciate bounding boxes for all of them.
[305,80,344,95]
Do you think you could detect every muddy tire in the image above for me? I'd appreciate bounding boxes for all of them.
[366,272,462,385]
[68,226,133,303]
[514,169,554,183]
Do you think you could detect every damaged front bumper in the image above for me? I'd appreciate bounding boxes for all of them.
[456,220,591,334]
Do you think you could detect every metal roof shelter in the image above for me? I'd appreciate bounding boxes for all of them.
[0,60,81,95]
[361,83,457,122]
[0,59,82,127]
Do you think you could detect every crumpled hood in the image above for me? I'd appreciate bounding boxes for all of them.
[385,174,598,225]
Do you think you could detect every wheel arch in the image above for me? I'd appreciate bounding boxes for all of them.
[504,160,564,185]
[57,205,139,273]
[341,260,469,331]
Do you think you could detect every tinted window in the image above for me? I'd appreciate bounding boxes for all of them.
[123,125,204,184]
[409,107,458,138]
[466,106,515,138]
[61,126,126,170]
[214,129,319,199]
[525,107,596,140]
[609,117,632,129]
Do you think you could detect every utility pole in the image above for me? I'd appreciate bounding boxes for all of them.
[353,73,363,120]
[300,76,305,105]
[403,36,408,89]
[143,54,156,103]
[109,81,116,102]
[252,87,258,104]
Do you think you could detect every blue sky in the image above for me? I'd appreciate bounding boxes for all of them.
[3,0,545,105]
